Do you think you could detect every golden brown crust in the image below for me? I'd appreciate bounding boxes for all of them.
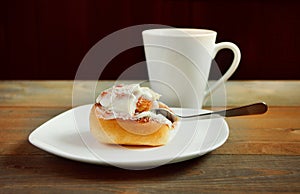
[89,105,172,146]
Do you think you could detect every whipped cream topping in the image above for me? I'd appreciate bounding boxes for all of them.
[95,84,172,127]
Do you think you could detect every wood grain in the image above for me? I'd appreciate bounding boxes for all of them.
[224,80,300,106]
[1,154,299,193]
[1,81,300,193]
[1,81,300,107]
[0,106,299,156]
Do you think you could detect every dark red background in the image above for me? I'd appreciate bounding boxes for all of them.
[1,0,300,80]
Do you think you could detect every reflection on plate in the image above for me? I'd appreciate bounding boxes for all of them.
[29,104,229,170]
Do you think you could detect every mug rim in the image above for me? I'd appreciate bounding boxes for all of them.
[142,28,217,37]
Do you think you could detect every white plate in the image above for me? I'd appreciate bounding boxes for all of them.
[29,104,229,170]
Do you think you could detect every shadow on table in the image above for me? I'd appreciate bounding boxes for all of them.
[4,140,211,181]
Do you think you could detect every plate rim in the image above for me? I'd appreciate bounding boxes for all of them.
[28,104,229,167]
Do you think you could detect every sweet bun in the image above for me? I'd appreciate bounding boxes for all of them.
[89,83,177,146]
[89,104,171,146]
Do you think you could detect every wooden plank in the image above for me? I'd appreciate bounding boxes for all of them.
[0,80,136,107]
[0,154,299,193]
[226,106,300,130]
[0,80,73,107]
[1,107,299,155]
[218,106,300,155]
[224,80,300,106]
[1,81,300,107]
[0,81,300,193]
[0,107,69,128]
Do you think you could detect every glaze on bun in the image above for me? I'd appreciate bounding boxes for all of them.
[89,84,177,146]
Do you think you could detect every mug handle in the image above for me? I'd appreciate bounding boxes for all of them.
[204,42,241,98]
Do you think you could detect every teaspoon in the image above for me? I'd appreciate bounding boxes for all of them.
[151,102,268,122]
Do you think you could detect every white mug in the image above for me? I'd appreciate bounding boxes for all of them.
[142,28,241,109]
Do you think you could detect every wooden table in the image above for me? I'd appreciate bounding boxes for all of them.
[1,80,299,193]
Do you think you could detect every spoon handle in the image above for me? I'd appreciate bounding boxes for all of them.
[181,102,268,119]
[210,102,268,117]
